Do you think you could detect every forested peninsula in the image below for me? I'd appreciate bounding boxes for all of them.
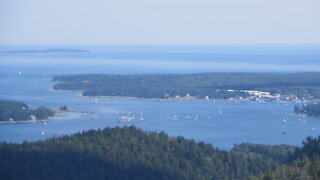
[52,73,320,101]
[294,103,320,117]
[0,100,54,122]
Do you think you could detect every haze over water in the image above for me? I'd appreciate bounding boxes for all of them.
[1,45,320,74]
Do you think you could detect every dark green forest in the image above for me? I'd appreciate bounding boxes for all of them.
[257,136,320,180]
[52,73,320,99]
[0,126,298,180]
[295,103,320,116]
[0,100,54,121]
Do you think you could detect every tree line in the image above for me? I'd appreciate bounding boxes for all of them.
[294,103,320,116]
[256,136,320,180]
[52,73,320,99]
[0,126,299,180]
[0,100,54,121]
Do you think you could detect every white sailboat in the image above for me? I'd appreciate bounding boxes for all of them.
[194,115,198,120]
[219,106,222,115]
[140,112,144,121]
[94,98,98,103]
[282,117,288,123]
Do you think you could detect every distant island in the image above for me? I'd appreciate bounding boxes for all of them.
[0,100,76,123]
[0,100,54,123]
[1,48,90,54]
[52,73,320,101]
[294,103,320,117]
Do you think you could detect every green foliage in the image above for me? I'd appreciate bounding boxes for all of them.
[294,103,320,116]
[0,100,54,121]
[258,136,320,180]
[52,73,320,99]
[34,106,54,120]
[0,100,31,121]
[232,143,296,164]
[0,126,287,180]
[59,105,68,111]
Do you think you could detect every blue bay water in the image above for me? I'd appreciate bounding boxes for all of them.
[0,45,320,149]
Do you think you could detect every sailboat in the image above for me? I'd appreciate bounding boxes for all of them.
[219,106,222,115]
[282,117,288,123]
[140,112,144,121]
[194,115,198,120]
[94,98,98,103]
[41,131,45,136]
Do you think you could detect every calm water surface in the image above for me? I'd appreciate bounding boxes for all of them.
[1,46,320,149]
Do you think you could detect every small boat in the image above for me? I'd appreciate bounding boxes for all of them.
[173,115,178,120]
[194,115,198,120]
[43,121,47,126]
[118,120,127,123]
[94,98,98,103]
[41,131,45,136]
[140,112,144,121]
[281,131,286,135]
[18,71,22,75]
[219,106,222,115]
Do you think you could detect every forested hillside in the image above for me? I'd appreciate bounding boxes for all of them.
[0,126,296,180]
[257,136,320,180]
[295,103,320,116]
[52,73,320,99]
[0,100,54,121]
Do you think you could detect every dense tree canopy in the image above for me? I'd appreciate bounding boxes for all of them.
[52,73,320,99]
[232,143,296,164]
[256,136,320,180]
[0,100,54,121]
[295,103,320,116]
[0,126,297,180]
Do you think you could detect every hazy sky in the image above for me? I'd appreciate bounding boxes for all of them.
[1,0,320,45]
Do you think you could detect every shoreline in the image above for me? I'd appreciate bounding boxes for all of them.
[0,109,83,124]
[294,113,320,119]
[51,88,320,103]
[78,94,198,101]
[53,88,239,101]
[53,109,84,114]
[0,116,56,124]
[54,89,320,102]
